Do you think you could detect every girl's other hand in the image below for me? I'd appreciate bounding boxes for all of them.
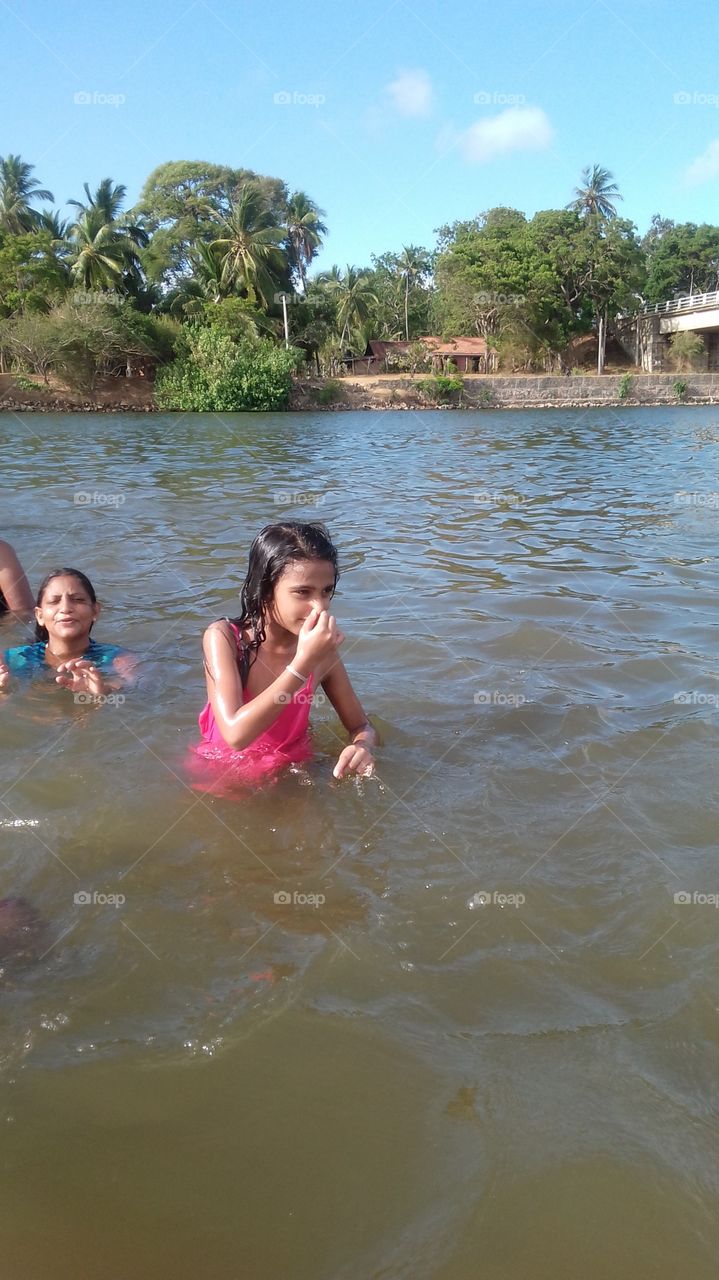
[333,743,375,780]
[296,608,345,672]
[0,659,9,693]
[55,659,108,698]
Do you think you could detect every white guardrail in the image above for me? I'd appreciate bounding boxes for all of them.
[639,290,719,316]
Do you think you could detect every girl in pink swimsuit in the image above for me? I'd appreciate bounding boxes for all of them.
[192,522,377,791]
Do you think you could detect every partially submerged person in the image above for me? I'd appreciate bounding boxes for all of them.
[0,896,47,965]
[0,539,34,618]
[193,522,377,788]
[0,568,130,696]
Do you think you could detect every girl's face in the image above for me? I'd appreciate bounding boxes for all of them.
[265,559,335,636]
[35,574,99,644]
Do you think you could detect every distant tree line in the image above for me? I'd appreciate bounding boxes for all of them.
[1,155,717,403]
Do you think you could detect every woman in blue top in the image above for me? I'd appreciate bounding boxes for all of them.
[0,568,127,696]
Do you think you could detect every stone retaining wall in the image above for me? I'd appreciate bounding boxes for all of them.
[460,372,719,408]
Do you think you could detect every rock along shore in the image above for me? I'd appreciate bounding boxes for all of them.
[2,371,719,414]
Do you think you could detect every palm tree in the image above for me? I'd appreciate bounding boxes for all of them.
[69,178,127,223]
[397,244,431,341]
[322,265,378,349]
[0,154,54,233]
[568,165,622,220]
[210,182,287,309]
[165,241,228,315]
[284,191,327,291]
[67,179,148,293]
[35,208,71,241]
[68,208,146,290]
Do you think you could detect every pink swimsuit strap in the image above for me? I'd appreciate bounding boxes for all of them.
[197,619,314,754]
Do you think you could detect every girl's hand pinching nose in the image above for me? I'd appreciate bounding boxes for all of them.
[297,609,344,671]
[0,660,10,692]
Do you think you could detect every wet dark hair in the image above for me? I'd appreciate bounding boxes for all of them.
[34,568,98,643]
[229,522,339,683]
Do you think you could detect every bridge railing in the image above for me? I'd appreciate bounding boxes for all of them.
[640,290,719,316]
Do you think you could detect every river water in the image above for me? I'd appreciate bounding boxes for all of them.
[1,406,719,1278]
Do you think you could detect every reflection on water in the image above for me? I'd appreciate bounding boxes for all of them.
[1,407,719,1278]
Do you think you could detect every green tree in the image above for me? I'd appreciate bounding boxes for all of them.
[320,265,379,350]
[284,191,327,291]
[69,178,128,223]
[396,245,432,340]
[569,165,622,220]
[433,209,532,344]
[156,325,300,411]
[0,231,70,319]
[67,179,149,294]
[68,208,146,291]
[0,155,54,234]
[643,221,719,302]
[210,182,288,308]
[578,216,646,373]
[135,161,289,287]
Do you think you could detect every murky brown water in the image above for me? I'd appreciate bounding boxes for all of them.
[1,407,719,1278]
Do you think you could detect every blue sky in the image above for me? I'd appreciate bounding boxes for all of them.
[2,0,718,270]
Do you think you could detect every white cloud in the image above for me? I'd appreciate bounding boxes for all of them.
[686,139,719,185]
[460,106,553,164]
[386,68,433,118]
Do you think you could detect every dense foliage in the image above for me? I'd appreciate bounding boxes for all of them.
[155,326,301,411]
[0,151,716,395]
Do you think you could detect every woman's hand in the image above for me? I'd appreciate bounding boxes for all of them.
[333,742,375,780]
[55,659,109,698]
[0,658,10,693]
[296,608,345,674]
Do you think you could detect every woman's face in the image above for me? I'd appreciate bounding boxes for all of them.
[266,559,335,635]
[35,574,99,644]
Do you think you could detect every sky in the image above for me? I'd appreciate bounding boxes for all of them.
[2,0,719,271]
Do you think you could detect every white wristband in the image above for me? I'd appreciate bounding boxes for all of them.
[286,663,308,683]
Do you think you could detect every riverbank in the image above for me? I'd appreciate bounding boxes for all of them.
[3,370,719,413]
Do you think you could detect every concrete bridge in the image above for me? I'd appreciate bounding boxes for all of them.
[617,291,719,371]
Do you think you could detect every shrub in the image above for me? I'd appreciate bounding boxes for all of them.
[155,325,301,412]
[618,373,632,400]
[668,332,705,373]
[315,378,344,405]
[413,374,464,404]
[673,378,688,402]
[0,298,176,392]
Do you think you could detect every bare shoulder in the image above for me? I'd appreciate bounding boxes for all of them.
[204,618,234,637]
